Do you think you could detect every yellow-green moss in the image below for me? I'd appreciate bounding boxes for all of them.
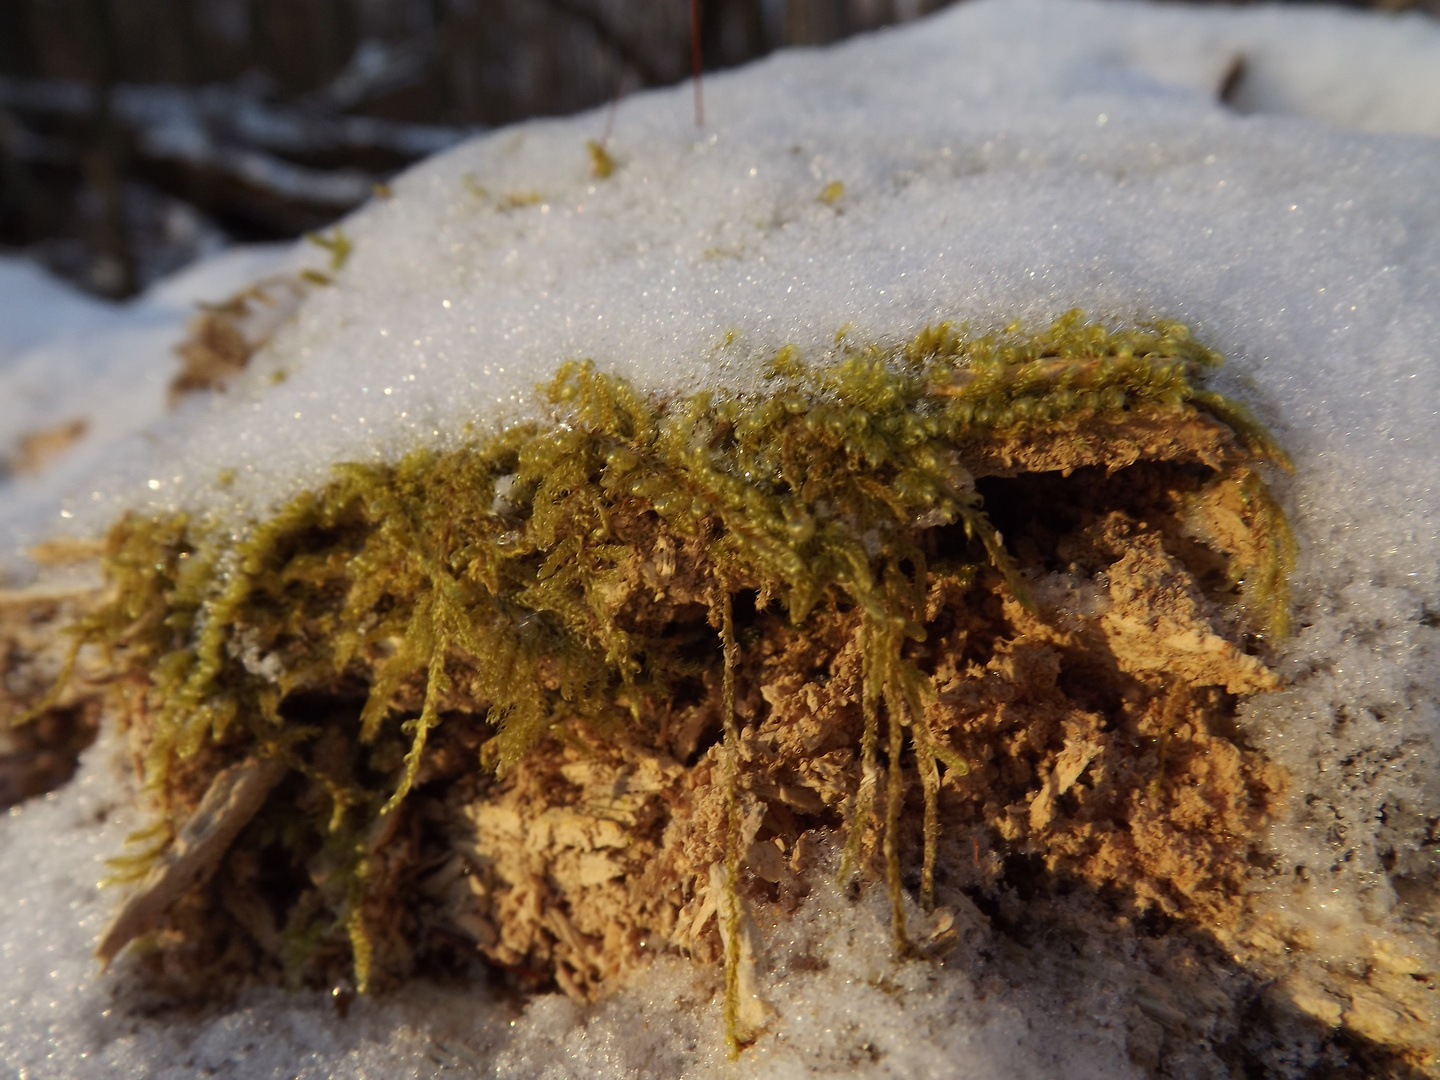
[79,310,1292,1045]
[587,139,617,179]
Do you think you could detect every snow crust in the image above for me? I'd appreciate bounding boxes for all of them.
[2,0,1439,1075]
[0,259,114,368]
[0,244,292,527]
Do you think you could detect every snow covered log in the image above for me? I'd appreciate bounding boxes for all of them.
[2,0,1440,1075]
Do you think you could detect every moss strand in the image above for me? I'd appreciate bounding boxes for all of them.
[719,585,744,1057]
[883,654,909,955]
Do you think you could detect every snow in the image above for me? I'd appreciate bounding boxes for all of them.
[0,244,292,537]
[0,259,114,369]
[2,0,1439,1074]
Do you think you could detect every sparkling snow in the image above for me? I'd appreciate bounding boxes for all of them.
[2,0,1439,1075]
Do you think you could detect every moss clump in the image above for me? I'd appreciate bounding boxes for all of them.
[78,311,1291,1051]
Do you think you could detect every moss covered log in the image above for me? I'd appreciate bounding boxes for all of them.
[69,311,1292,1052]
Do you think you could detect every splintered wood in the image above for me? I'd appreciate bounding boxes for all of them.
[97,757,288,966]
[421,496,1284,1001]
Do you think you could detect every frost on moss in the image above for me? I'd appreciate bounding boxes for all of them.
[76,312,1292,1049]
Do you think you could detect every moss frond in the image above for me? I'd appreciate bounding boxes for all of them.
[304,227,352,272]
[587,139,616,179]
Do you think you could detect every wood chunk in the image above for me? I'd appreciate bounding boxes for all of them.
[96,757,287,966]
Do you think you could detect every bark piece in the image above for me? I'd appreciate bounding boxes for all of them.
[96,756,287,966]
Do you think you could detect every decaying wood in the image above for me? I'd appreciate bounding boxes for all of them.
[170,276,309,400]
[12,418,90,477]
[96,756,288,966]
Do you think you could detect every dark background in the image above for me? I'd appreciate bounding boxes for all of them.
[0,0,1431,298]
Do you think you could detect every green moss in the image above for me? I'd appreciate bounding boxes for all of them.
[587,139,617,179]
[78,310,1292,1045]
[304,227,353,273]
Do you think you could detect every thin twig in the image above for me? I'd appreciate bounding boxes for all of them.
[601,77,622,145]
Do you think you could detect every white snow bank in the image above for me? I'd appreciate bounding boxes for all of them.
[0,258,114,369]
[2,0,1439,1075]
[0,244,292,543]
[1046,1,1440,135]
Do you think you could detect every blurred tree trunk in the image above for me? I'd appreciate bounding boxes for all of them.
[2,0,957,125]
[27,0,1439,297]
